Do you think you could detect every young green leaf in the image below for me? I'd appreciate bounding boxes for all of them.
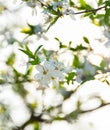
[26,66,33,76]
[47,16,60,31]
[6,53,16,66]
[34,45,43,55]
[66,72,75,84]
[79,0,93,9]
[29,56,40,65]
[54,37,67,48]
[70,44,87,51]
[98,0,104,6]
[69,0,75,7]
[83,36,90,44]
[72,55,80,68]
[19,45,35,59]
[104,8,110,26]
[19,49,35,59]
[34,122,40,130]
[100,60,106,68]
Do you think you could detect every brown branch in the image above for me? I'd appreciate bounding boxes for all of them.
[35,0,106,16]
[74,6,105,15]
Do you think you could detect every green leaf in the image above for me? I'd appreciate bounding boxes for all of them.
[54,37,60,42]
[77,100,81,109]
[19,45,41,65]
[79,0,87,6]
[26,66,33,75]
[34,45,43,55]
[47,16,59,31]
[100,60,106,68]
[83,12,93,17]
[98,0,104,6]
[6,53,16,66]
[54,37,67,48]
[19,49,35,59]
[79,0,93,9]
[13,68,23,77]
[70,44,87,51]
[0,79,5,84]
[72,55,80,68]
[13,83,27,97]
[83,36,90,44]
[25,44,31,52]
[104,1,110,7]
[68,41,72,46]
[70,110,79,120]
[69,0,75,7]
[34,122,40,130]
[12,68,24,83]
[27,23,35,32]
[104,8,110,26]
[66,72,75,84]
[29,56,40,65]
[19,45,35,59]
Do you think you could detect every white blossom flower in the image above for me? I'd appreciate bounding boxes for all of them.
[34,24,43,34]
[52,0,68,11]
[34,60,72,87]
[52,0,75,17]
[52,1,64,11]
[34,63,51,87]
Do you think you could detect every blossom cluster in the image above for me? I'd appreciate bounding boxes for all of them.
[34,59,72,87]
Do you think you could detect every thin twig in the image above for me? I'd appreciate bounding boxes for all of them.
[74,6,105,15]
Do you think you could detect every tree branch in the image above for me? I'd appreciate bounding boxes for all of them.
[74,6,105,15]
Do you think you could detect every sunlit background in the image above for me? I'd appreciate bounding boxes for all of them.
[0,0,110,130]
